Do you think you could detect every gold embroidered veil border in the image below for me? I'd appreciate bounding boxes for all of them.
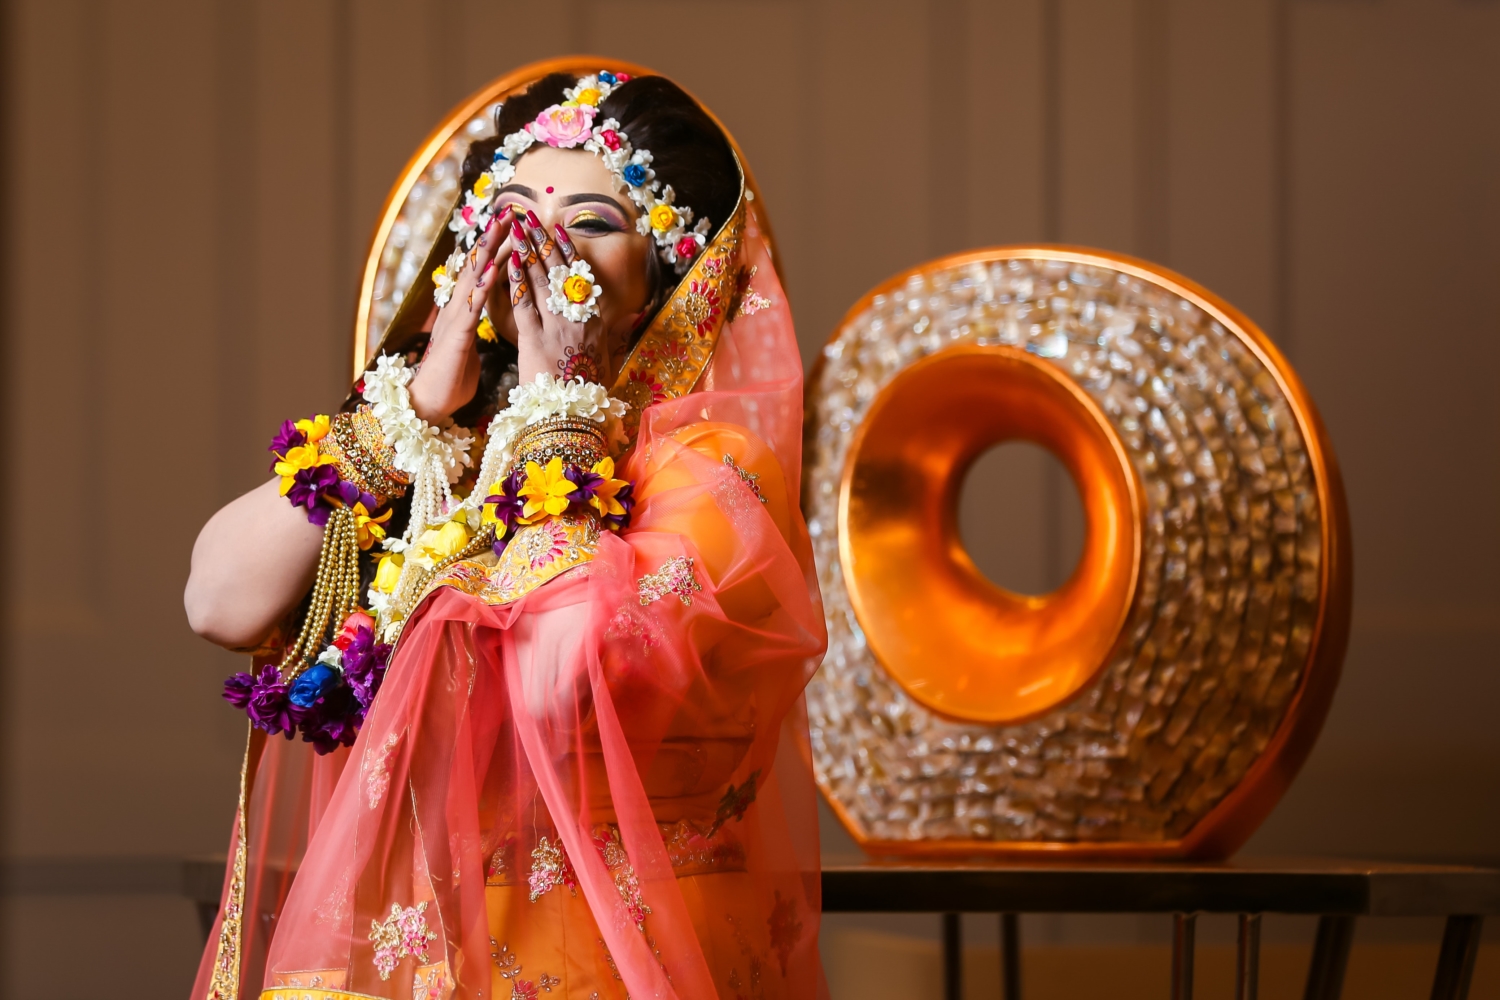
[206,57,767,1000]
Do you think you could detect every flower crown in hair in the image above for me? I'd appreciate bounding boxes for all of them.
[434,71,711,309]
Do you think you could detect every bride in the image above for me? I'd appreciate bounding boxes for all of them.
[186,63,827,1000]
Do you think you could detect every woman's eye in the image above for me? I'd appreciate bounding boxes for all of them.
[567,210,617,234]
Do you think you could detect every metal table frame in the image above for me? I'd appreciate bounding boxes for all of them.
[821,859,1499,1000]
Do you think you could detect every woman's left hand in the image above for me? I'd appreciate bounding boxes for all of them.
[507,211,608,385]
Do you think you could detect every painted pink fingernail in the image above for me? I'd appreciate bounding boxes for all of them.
[526,210,542,230]
[512,220,527,244]
[510,250,522,270]
[553,223,572,248]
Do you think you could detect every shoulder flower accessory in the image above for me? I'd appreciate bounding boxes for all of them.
[434,70,711,311]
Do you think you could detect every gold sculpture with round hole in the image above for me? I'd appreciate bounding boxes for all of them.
[804,247,1351,859]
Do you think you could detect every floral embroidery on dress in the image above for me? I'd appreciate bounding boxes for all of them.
[725,914,766,1000]
[767,890,803,976]
[595,825,652,928]
[491,940,562,996]
[722,454,767,504]
[731,265,773,318]
[638,556,702,606]
[707,770,760,837]
[368,900,438,980]
[364,730,402,810]
[527,836,578,901]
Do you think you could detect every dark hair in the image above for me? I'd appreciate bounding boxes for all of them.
[444,74,738,424]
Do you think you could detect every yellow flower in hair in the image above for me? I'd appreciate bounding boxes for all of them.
[519,457,576,522]
[562,274,593,304]
[476,314,497,342]
[472,173,493,199]
[574,87,602,106]
[649,204,678,233]
[372,552,404,594]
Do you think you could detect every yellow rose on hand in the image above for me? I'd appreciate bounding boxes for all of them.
[563,274,593,304]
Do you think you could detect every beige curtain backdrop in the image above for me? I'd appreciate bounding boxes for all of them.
[2,1,1496,997]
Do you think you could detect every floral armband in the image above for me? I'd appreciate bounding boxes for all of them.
[268,413,393,544]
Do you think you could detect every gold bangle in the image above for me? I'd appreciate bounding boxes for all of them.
[512,417,608,472]
[324,406,409,503]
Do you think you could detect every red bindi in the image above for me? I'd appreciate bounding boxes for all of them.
[546,186,554,194]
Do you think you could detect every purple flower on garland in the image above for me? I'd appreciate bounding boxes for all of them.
[601,481,635,532]
[565,465,604,504]
[223,663,295,737]
[485,468,527,552]
[267,419,306,472]
[332,479,378,513]
[285,464,342,525]
[341,625,391,714]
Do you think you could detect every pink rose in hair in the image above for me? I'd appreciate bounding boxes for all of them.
[529,102,597,148]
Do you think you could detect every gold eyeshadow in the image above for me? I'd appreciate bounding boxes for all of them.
[568,209,607,225]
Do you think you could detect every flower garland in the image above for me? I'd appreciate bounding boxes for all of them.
[361,354,475,538]
[434,70,711,311]
[268,414,393,544]
[223,610,391,754]
[482,454,634,547]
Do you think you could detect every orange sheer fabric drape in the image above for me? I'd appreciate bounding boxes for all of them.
[194,214,827,1000]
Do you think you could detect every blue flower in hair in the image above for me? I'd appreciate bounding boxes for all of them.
[599,71,617,85]
[623,163,647,187]
[492,149,509,165]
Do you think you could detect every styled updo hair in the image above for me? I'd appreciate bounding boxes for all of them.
[441,74,738,428]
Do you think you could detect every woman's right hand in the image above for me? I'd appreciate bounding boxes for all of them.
[408,208,514,423]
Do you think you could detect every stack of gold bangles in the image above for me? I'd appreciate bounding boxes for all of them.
[323,405,411,504]
[510,416,609,475]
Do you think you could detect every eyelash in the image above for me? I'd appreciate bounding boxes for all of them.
[568,210,620,235]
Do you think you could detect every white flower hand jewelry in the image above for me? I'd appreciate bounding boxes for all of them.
[546,260,602,323]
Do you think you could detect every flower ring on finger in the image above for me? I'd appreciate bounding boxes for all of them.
[547,259,602,323]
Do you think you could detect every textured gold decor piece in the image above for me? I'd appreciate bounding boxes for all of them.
[804,247,1351,858]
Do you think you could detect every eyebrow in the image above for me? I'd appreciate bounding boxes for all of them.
[559,192,630,215]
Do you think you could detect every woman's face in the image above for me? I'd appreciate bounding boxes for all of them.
[485,146,655,358]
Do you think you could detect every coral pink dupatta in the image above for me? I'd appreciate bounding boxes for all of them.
[193,210,828,1000]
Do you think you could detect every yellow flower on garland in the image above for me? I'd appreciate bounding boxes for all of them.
[472,173,493,200]
[649,204,678,233]
[294,414,331,444]
[588,456,632,520]
[410,517,472,567]
[519,457,576,522]
[573,87,602,106]
[274,444,336,495]
[351,501,392,551]
[476,314,497,342]
[372,552,404,594]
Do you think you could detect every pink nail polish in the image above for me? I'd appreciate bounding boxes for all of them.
[526,209,543,230]
[512,220,527,244]
[510,250,522,270]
